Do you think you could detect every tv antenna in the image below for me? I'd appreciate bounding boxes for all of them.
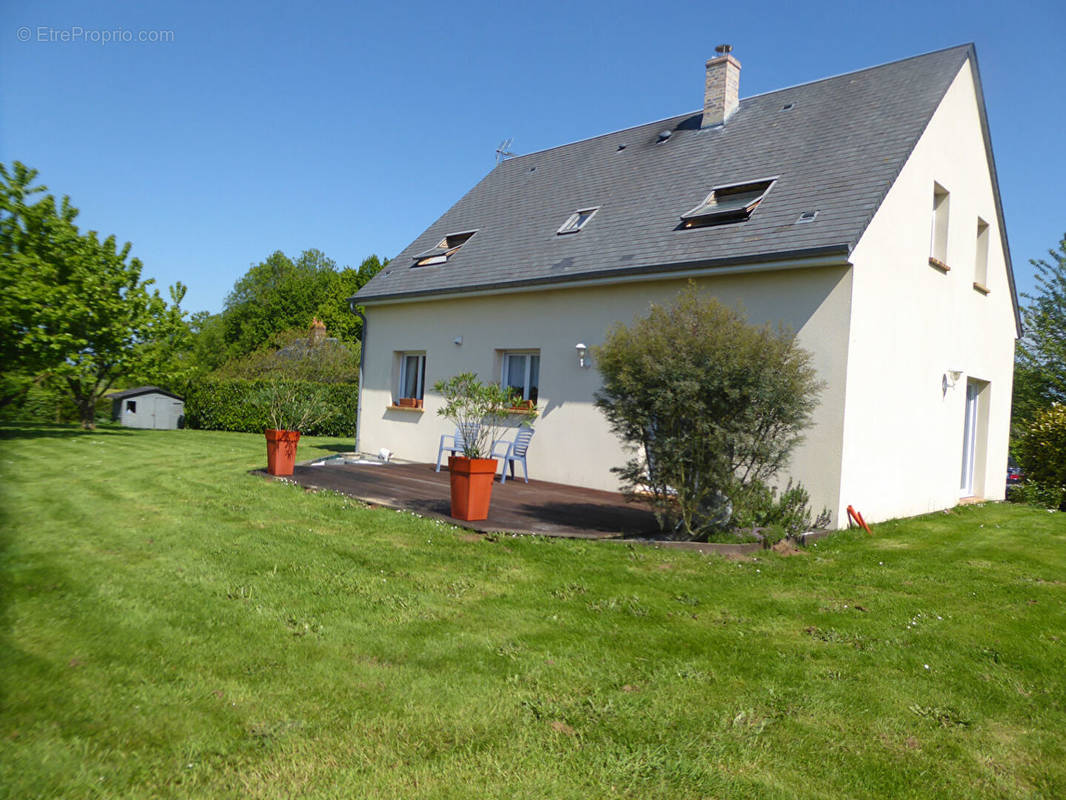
[495,138,516,165]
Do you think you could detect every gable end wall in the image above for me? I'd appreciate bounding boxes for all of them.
[840,59,1017,521]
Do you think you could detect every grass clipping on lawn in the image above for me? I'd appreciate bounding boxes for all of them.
[1,424,1065,799]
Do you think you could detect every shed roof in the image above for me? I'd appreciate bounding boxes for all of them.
[355,44,1014,318]
[108,386,183,402]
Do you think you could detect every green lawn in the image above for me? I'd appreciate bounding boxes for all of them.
[2,424,1065,799]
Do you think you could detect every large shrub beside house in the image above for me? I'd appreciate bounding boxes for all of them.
[594,286,822,540]
[1015,403,1066,509]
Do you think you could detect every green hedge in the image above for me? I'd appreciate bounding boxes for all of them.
[185,378,358,437]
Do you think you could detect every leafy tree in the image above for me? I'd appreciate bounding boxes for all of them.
[185,311,229,374]
[123,282,195,388]
[594,286,822,540]
[1014,233,1066,429]
[0,162,81,408]
[220,250,385,360]
[0,161,185,428]
[51,231,177,428]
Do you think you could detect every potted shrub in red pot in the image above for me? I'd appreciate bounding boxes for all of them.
[260,380,333,476]
[434,373,529,521]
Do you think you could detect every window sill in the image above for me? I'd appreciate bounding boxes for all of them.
[972,282,990,295]
[928,257,950,273]
[388,404,424,413]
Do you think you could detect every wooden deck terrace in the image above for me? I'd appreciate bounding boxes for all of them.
[264,459,663,540]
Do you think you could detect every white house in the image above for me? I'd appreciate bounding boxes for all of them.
[351,44,1019,526]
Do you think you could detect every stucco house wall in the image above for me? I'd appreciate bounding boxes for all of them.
[839,60,1017,522]
[358,262,854,522]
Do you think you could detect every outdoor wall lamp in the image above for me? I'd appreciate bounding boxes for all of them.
[453,336,463,346]
[576,342,589,368]
[943,368,963,392]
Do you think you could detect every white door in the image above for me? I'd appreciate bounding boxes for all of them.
[959,380,979,496]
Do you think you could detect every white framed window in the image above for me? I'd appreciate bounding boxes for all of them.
[930,183,949,265]
[974,217,990,290]
[501,351,540,404]
[398,352,426,401]
[557,207,599,235]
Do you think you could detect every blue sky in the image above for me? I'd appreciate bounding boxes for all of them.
[2,0,1064,315]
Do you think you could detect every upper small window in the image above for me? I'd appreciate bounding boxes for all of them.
[930,183,949,266]
[125,400,136,413]
[412,230,477,267]
[681,179,775,228]
[974,217,989,290]
[557,207,599,235]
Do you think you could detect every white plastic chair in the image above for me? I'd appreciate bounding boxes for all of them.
[435,423,479,471]
[490,426,535,484]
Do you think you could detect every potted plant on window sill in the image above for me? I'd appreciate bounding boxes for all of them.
[434,373,531,521]
[260,380,333,476]
[507,399,537,413]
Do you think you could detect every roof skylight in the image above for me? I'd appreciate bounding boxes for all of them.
[412,230,477,267]
[680,179,775,228]
[557,207,599,235]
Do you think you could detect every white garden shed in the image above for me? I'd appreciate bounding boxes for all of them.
[109,387,184,430]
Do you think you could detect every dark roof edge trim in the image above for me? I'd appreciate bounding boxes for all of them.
[107,386,183,401]
[967,48,1023,337]
[352,244,851,306]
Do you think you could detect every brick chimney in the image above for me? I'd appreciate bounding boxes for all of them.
[702,44,741,127]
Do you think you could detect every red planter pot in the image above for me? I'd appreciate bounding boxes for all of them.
[447,456,498,521]
[265,429,301,476]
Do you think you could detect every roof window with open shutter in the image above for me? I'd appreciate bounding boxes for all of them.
[412,230,477,267]
[680,179,775,228]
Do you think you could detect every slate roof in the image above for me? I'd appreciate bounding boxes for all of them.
[355,45,999,305]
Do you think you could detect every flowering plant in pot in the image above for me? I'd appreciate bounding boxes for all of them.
[434,372,531,520]
[260,380,334,476]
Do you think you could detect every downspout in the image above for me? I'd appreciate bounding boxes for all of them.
[349,301,367,454]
